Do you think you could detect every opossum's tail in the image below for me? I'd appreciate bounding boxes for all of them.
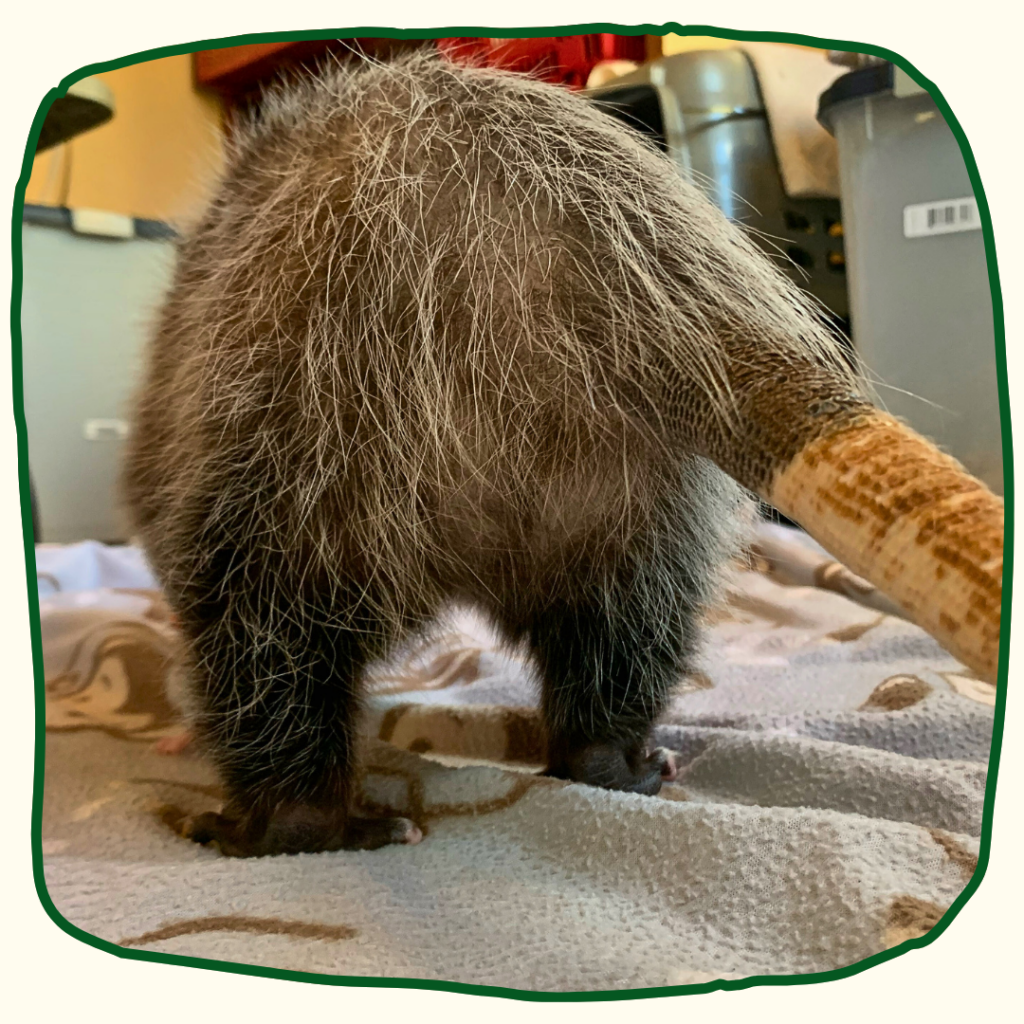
[664,328,1003,681]
[239,52,1005,681]
[652,327,1003,681]
[761,409,1001,683]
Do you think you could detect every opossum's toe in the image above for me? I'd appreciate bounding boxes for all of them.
[545,741,668,796]
[183,810,253,855]
[344,816,422,850]
[656,747,678,782]
[182,806,422,857]
[154,731,193,755]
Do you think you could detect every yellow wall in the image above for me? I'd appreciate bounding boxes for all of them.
[23,41,828,223]
[25,54,225,224]
[662,34,824,55]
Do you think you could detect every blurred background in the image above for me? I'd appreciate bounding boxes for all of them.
[19,32,1002,543]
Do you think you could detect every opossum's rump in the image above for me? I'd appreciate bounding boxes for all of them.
[123,53,858,857]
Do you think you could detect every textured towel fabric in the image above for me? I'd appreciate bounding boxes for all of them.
[35,540,158,597]
[37,526,994,991]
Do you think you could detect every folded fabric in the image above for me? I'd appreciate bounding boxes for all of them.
[37,525,994,990]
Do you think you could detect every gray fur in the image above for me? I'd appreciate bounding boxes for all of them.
[122,53,859,852]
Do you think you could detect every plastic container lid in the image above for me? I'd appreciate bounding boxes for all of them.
[817,63,894,134]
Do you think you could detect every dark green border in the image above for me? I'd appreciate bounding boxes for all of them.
[13,22,1012,1001]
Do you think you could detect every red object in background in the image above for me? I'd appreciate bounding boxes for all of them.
[437,35,648,88]
[194,35,652,107]
[194,42,323,93]
[194,38,430,105]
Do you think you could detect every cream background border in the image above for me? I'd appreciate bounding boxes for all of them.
[0,1,1018,1021]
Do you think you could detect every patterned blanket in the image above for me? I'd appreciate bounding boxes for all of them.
[35,525,994,992]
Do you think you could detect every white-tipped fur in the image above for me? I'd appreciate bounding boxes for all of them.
[124,53,855,782]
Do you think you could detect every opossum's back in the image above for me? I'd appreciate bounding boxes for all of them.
[159,52,698,386]
[125,55,752,602]
[147,51,847,452]
[143,59,679,491]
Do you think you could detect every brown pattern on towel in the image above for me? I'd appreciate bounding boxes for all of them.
[380,680,711,766]
[144,743,556,845]
[683,671,715,691]
[657,786,690,802]
[111,589,176,625]
[369,641,486,693]
[928,829,979,881]
[358,755,557,831]
[884,896,948,948]
[45,620,180,738]
[129,777,225,800]
[377,704,540,764]
[827,616,886,643]
[503,708,546,763]
[859,675,933,712]
[119,915,357,947]
[38,524,990,989]
[720,591,821,630]
[940,670,997,707]
[751,533,908,619]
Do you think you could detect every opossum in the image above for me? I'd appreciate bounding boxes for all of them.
[123,52,860,857]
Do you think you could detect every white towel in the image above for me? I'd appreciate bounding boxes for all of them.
[37,526,991,989]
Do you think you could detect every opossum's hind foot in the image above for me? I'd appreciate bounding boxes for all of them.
[344,815,423,850]
[658,747,679,782]
[182,805,422,858]
[545,741,677,796]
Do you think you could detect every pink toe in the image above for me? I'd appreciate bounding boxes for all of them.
[155,732,193,755]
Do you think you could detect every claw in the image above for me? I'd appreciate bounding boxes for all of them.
[180,805,421,857]
[546,739,676,796]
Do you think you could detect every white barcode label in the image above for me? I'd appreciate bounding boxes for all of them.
[83,418,129,441]
[903,197,980,238]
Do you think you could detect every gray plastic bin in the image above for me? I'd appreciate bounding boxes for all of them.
[818,65,1001,493]
[589,50,849,325]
